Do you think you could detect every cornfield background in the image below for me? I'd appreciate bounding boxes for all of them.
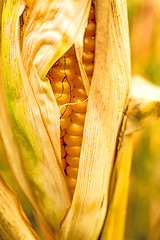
[0,0,160,239]
[126,0,160,240]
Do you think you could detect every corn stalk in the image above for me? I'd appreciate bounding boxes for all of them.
[0,0,160,239]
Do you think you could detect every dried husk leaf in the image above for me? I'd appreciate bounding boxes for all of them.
[100,135,133,240]
[75,35,91,96]
[61,0,130,239]
[126,76,160,135]
[0,175,40,240]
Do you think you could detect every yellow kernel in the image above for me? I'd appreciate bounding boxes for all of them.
[51,81,73,93]
[65,146,81,157]
[82,52,94,63]
[66,156,79,167]
[59,105,72,118]
[83,37,95,52]
[74,75,85,88]
[66,122,84,135]
[50,68,75,82]
[55,93,71,105]
[64,134,82,146]
[60,117,70,130]
[85,22,96,36]
[83,63,94,76]
[66,166,78,179]
[70,112,85,124]
[73,88,87,98]
[66,176,77,189]
[71,97,88,113]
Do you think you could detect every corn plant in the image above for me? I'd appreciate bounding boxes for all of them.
[0,0,160,239]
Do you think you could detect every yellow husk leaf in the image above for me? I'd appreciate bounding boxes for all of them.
[100,135,133,240]
[61,0,130,239]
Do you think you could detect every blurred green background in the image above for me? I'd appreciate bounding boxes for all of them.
[0,1,160,239]
[126,0,160,239]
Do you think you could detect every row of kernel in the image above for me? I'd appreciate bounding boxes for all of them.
[64,4,95,194]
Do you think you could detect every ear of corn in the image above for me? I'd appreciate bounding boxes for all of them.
[1,0,95,235]
[48,1,96,196]
[2,0,160,239]
[1,0,90,235]
[61,0,130,239]
[1,0,131,239]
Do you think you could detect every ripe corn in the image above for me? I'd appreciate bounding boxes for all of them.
[49,3,95,195]
[2,0,131,238]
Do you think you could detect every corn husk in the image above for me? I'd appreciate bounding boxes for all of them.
[1,0,91,234]
[1,0,94,237]
[1,8,39,238]
[0,175,40,240]
[100,135,133,240]
[2,0,160,238]
[0,0,134,239]
[126,75,160,135]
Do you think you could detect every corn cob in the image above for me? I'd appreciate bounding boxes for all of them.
[48,3,95,195]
